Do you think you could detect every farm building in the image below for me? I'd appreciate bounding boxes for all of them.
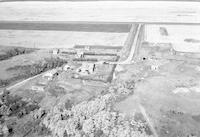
[42,69,58,80]
[76,63,95,75]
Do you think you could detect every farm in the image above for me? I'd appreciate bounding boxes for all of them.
[0,1,200,137]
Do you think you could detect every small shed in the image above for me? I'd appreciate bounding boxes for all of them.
[76,50,84,58]
[42,69,58,80]
[52,49,60,55]
[31,85,44,92]
[63,63,76,71]
[84,46,90,51]
[151,65,159,71]
[147,59,162,71]
[63,64,71,71]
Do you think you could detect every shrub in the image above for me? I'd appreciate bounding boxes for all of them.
[0,47,36,61]
[42,94,152,137]
[108,79,135,96]
[0,90,39,118]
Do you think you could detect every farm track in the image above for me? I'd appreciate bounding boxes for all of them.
[6,71,46,91]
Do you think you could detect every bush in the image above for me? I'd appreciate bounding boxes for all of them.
[0,90,39,118]
[108,79,135,97]
[0,47,36,61]
[42,94,152,137]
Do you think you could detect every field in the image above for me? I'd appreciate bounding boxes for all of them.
[145,25,200,53]
[0,49,54,87]
[0,1,200,23]
[113,38,200,137]
[0,30,128,48]
[0,46,42,80]
[115,61,200,137]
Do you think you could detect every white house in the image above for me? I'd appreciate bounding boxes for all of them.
[52,49,60,55]
[76,50,84,58]
[84,46,90,51]
[42,69,58,80]
[63,64,71,71]
[63,63,76,71]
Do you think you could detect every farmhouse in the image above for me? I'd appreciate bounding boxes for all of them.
[42,69,58,80]
[76,63,95,75]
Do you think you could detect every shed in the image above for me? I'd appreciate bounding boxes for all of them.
[63,64,75,71]
[84,46,90,51]
[31,85,44,92]
[42,69,58,80]
[63,64,71,71]
[76,50,84,58]
[52,49,60,55]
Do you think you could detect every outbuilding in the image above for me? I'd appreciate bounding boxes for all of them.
[42,69,58,80]
[76,50,84,58]
[63,64,76,71]
[31,85,44,92]
[52,49,60,55]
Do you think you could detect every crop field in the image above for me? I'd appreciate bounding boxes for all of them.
[0,1,200,23]
[0,30,128,48]
[145,25,200,53]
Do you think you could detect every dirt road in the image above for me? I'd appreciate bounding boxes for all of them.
[6,71,47,91]
[105,24,142,65]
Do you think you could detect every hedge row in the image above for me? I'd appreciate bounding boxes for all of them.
[0,47,36,61]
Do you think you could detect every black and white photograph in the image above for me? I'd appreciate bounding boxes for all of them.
[0,0,200,137]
